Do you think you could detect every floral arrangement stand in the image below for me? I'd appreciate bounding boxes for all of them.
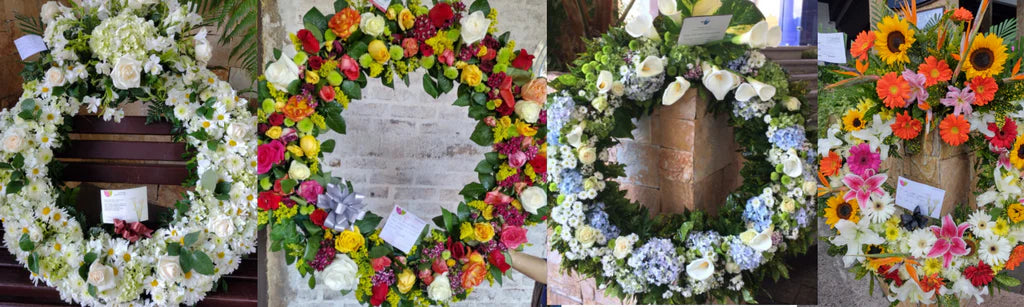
[888,128,977,216]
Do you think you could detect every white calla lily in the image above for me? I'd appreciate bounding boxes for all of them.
[736,21,770,48]
[748,228,773,252]
[596,70,614,94]
[734,83,757,102]
[686,257,715,281]
[765,25,783,48]
[658,0,682,23]
[702,66,740,101]
[625,14,654,38]
[748,79,777,101]
[636,56,664,78]
[662,76,691,105]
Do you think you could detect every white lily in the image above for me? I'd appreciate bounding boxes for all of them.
[596,70,613,94]
[967,112,997,138]
[747,228,773,252]
[701,65,740,101]
[888,279,935,304]
[831,219,884,267]
[685,256,715,281]
[979,165,1022,207]
[850,114,894,160]
[625,14,654,38]
[818,124,843,156]
[636,56,664,78]
[951,277,985,305]
[662,76,690,105]
[734,83,757,102]
[658,0,682,24]
[748,79,776,101]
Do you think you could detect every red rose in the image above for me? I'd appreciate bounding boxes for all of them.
[418,269,435,285]
[258,191,282,210]
[319,85,335,102]
[481,47,497,61]
[484,191,513,206]
[487,250,510,273]
[296,29,320,54]
[431,258,449,274]
[446,238,468,262]
[268,113,285,126]
[308,56,323,70]
[511,49,534,71]
[529,154,546,174]
[371,256,392,271]
[499,76,515,111]
[500,226,528,249]
[310,209,328,227]
[340,54,359,81]
[370,283,388,306]
[420,44,434,57]
[428,2,454,28]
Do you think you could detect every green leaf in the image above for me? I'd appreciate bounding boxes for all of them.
[191,251,215,275]
[341,80,362,100]
[309,275,317,289]
[18,99,37,120]
[303,8,328,34]
[469,0,491,14]
[200,170,220,193]
[459,182,487,200]
[18,233,33,251]
[437,75,453,93]
[490,265,503,285]
[5,180,23,195]
[453,95,470,106]
[167,243,181,256]
[27,252,38,273]
[368,245,392,258]
[995,273,1022,287]
[304,21,324,43]
[354,212,383,233]
[324,110,347,134]
[304,239,321,261]
[320,139,336,153]
[179,249,193,273]
[442,209,457,233]
[474,159,493,174]
[423,73,439,98]
[79,252,97,280]
[280,179,298,194]
[334,0,348,11]
[88,284,97,297]
[183,231,201,247]
[469,121,494,146]
[741,289,757,304]
[457,202,471,220]
[676,221,694,241]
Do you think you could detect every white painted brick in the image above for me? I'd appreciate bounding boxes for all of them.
[389,104,437,119]
[393,187,439,201]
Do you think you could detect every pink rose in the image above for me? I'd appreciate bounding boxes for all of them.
[508,151,527,168]
[484,191,512,206]
[371,256,392,271]
[297,180,324,204]
[439,49,455,66]
[257,140,286,174]
[340,54,359,81]
[319,85,335,102]
[500,226,528,249]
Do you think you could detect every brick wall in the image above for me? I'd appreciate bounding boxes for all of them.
[260,1,547,306]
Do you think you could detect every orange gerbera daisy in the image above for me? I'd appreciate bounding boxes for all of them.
[850,31,875,61]
[877,72,911,109]
[952,7,973,22]
[968,76,998,106]
[939,115,970,146]
[820,151,843,177]
[917,56,952,86]
[891,111,922,140]
[1007,245,1024,271]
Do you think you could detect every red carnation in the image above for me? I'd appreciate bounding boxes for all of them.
[428,2,454,28]
[964,260,994,287]
[296,29,320,55]
[310,209,328,228]
[258,191,282,210]
[488,250,511,273]
[370,283,388,306]
[511,49,534,71]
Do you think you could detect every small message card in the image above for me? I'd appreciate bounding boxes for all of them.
[917,7,944,29]
[817,32,847,64]
[14,35,47,60]
[371,0,391,12]
[101,187,148,223]
[895,177,945,219]
[678,15,732,46]
[379,205,428,254]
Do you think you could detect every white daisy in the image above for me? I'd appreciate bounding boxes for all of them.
[968,210,995,239]
[906,229,937,258]
[866,193,896,224]
[978,236,1011,266]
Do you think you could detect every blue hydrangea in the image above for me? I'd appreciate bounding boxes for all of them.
[728,237,763,271]
[558,169,583,195]
[627,238,683,286]
[687,230,721,256]
[547,95,575,147]
[769,125,806,151]
[794,207,810,228]
[742,196,772,232]
[588,204,620,240]
[620,64,665,102]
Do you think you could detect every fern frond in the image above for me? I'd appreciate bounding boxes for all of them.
[15,13,45,36]
[989,18,1017,46]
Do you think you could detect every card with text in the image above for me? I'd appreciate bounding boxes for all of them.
[817,32,847,64]
[14,35,47,60]
[678,15,732,46]
[101,187,149,223]
[379,205,428,254]
[895,177,945,219]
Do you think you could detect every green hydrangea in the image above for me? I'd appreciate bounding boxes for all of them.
[88,14,158,63]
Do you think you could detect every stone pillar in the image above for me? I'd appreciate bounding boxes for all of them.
[888,128,975,217]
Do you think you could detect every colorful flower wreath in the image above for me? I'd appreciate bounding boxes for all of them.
[546,0,814,304]
[256,0,546,306]
[0,0,256,306]
[819,2,1024,305]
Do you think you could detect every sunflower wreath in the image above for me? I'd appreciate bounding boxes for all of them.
[818,2,1024,305]
[546,0,815,304]
[0,0,257,306]
[256,0,547,306]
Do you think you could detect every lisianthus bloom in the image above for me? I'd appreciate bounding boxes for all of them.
[500,226,528,249]
[428,2,454,28]
[488,250,510,273]
[371,256,392,271]
[876,72,911,108]
[850,31,875,61]
[928,215,970,268]
[297,180,323,204]
[296,29,320,54]
[917,56,952,86]
[310,209,328,228]
[258,191,282,210]
[964,260,994,286]
[370,283,388,306]
[986,118,1016,149]
[891,111,922,140]
[328,8,360,39]
[847,143,880,177]
[460,261,487,289]
[940,86,975,116]
[953,7,973,22]
[257,140,286,174]
[283,95,315,122]
[340,54,359,80]
[820,150,843,177]
[511,49,535,70]
[967,76,998,106]
[939,115,970,146]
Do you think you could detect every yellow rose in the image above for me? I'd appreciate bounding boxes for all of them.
[397,268,416,293]
[461,65,483,86]
[473,223,494,242]
[335,226,364,254]
[515,120,537,137]
[286,144,304,157]
[300,135,320,157]
[398,8,415,31]
[368,40,390,63]
[306,70,320,84]
[459,222,475,241]
[481,205,494,220]
[265,126,282,139]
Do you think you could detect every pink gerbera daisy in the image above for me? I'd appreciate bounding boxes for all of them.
[847,143,881,177]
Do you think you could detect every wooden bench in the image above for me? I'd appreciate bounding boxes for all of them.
[0,115,257,306]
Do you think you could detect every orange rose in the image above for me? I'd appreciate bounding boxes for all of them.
[460,261,487,289]
[282,95,315,122]
[329,8,360,39]
[520,78,547,104]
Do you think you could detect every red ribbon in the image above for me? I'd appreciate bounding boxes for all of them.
[114,219,153,242]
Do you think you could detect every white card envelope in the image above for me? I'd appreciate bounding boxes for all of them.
[379,205,428,254]
[14,35,47,60]
[101,186,149,223]
[678,15,733,46]
[817,32,847,64]
[895,176,945,219]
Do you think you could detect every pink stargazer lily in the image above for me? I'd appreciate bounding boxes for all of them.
[842,171,887,209]
[927,215,970,268]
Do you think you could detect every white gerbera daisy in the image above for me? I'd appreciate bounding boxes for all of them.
[866,193,896,223]
[978,236,1011,266]
[968,210,995,239]
[906,228,937,258]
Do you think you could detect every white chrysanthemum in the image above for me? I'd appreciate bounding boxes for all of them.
[978,236,1011,266]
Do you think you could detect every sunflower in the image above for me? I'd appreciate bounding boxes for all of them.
[963,33,1009,79]
[825,195,860,228]
[939,115,970,146]
[874,16,916,65]
[843,109,867,131]
[1010,133,1024,169]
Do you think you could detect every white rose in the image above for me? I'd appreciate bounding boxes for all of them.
[686,257,715,281]
[702,66,740,101]
[87,261,116,291]
[636,56,664,78]
[610,81,625,97]
[40,2,61,24]
[783,96,801,111]
[111,55,142,90]
[803,181,816,196]
[782,152,803,178]
[194,29,212,63]
[265,54,299,90]
[288,161,311,180]
[322,254,359,291]
[428,273,453,301]
[566,124,584,148]
[156,256,182,281]
[45,67,65,87]
[2,129,26,153]
[575,226,600,248]
[460,11,489,45]
[596,70,614,94]
[519,186,547,215]
[612,236,634,259]
[226,123,248,140]
[662,76,690,105]
[360,13,386,37]
[514,100,541,123]
[780,198,796,213]
[211,216,235,238]
[578,147,597,165]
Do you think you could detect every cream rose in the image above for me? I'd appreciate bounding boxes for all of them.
[211,216,235,238]
[2,129,26,153]
[636,56,664,78]
[460,11,489,45]
[194,29,212,63]
[288,161,311,180]
[157,256,182,281]
[662,76,690,105]
[45,67,66,87]
[612,236,634,259]
[322,254,359,291]
[87,261,116,291]
[803,181,817,196]
[360,13,387,37]
[265,54,300,90]
[520,186,547,214]
[578,147,597,165]
[610,81,625,97]
[780,198,796,213]
[514,100,542,123]
[428,272,453,301]
[686,257,715,281]
[596,70,614,94]
[575,226,600,248]
[566,124,584,148]
[783,96,801,111]
[111,55,142,90]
